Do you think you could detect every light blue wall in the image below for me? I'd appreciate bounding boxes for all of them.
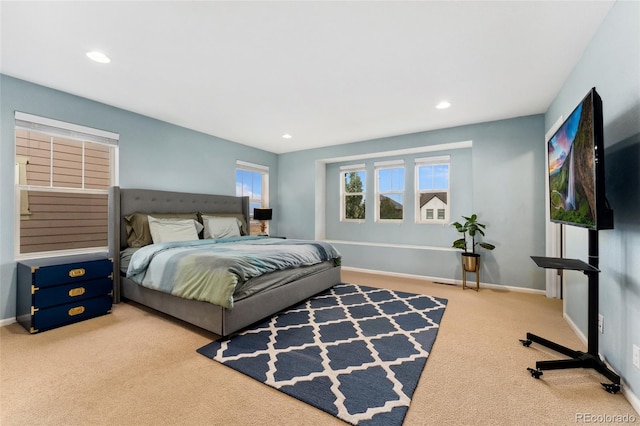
[0,75,277,320]
[278,114,546,290]
[545,0,640,396]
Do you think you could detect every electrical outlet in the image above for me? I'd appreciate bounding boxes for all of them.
[598,314,604,334]
[633,344,640,369]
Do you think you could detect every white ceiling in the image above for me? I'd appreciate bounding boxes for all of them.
[1,1,614,154]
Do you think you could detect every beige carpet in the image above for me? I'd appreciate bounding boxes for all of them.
[1,270,636,426]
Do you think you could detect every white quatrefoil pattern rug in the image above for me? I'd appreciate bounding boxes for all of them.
[197,283,447,425]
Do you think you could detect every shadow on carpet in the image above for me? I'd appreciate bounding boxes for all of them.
[197,283,447,425]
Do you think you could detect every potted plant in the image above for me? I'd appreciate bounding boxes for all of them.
[451,214,495,272]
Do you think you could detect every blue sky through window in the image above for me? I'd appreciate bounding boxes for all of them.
[378,168,404,192]
[418,164,449,190]
[236,169,262,198]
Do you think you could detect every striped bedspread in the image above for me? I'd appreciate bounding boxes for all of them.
[126,236,341,309]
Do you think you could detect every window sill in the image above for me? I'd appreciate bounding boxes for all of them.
[323,239,455,252]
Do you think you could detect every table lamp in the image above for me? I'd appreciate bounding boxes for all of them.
[253,208,272,235]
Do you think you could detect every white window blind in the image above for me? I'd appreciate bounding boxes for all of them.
[15,112,119,146]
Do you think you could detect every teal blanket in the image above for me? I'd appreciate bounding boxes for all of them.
[126,237,341,309]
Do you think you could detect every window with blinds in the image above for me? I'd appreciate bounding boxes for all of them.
[14,112,119,256]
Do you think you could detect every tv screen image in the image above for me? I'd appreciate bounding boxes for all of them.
[547,88,610,230]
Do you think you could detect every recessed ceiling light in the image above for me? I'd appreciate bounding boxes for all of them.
[86,51,111,64]
[282,134,292,139]
[436,101,451,109]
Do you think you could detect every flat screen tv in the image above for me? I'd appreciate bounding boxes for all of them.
[547,87,613,230]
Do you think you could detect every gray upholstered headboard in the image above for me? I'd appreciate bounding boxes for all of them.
[108,186,249,301]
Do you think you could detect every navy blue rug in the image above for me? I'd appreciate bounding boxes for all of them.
[197,283,447,425]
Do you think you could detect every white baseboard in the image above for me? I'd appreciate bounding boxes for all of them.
[563,312,588,346]
[563,312,639,415]
[341,266,545,295]
[622,381,640,416]
[0,317,16,327]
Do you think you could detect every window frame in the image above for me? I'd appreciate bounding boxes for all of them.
[14,112,119,259]
[374,160,405,223]
[415,155,450,225]
[235,160,269,234]
[340,164,366,222]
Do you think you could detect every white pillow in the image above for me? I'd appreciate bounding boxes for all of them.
[147,216,203,243]
[201,215,241,239]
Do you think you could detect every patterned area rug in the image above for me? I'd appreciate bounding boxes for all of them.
[197,283,447,425]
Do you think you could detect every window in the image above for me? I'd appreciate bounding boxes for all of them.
[15,112,119,256]
[235,160,269,234]
[416,155,450,223]
[340,164,366,221]
[375,160,404,221]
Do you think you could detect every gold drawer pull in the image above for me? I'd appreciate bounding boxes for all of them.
[69,268,86,278]
[68,306,85,316]
[68,287,86,297]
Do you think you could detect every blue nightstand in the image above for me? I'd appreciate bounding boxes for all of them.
[16,253,113,333]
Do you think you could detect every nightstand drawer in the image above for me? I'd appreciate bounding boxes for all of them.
[33,277,113,309]
[32,295,113,332]
[31,258,113,288]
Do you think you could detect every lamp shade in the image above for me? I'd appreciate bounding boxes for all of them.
[253,208,272,221]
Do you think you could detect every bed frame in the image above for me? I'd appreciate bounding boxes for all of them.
[108,187,341,336]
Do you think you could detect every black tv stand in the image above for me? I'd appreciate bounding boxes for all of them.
[521,230,620,393]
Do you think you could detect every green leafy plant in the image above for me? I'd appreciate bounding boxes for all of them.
[451,214,496,254]
[344,172,366,220]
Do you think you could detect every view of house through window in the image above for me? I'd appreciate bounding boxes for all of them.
[416,156,450,223]
[235,161,269,234]
[14,113,118,256]
[376,161,405,221]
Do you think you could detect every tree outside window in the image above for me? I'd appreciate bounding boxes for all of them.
[342,170,366,221]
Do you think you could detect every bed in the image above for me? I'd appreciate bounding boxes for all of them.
[108,187,341,336]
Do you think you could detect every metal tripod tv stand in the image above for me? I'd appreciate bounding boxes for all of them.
[520,230,621,393]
